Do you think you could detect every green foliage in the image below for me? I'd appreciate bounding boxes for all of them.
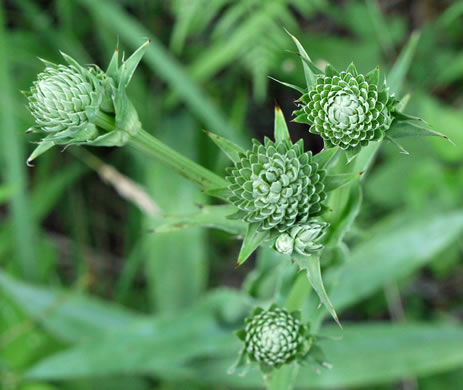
[1,1,462,390]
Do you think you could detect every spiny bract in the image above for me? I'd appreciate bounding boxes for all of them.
[275,221,328,256]
[27,63,106,135]
[243,306,310,368]
[300,65,392,153]
[226,138,327,233]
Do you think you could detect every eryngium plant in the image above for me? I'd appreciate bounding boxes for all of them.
[274,221,328,256]
[27,63,108,134]
[226,138,326,233]
[234,305,312,372]
[25,42,150,164]
[296,64,392,154]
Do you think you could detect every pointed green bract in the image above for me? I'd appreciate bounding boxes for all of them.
[293,253,340,326]
[204,130,245,163]
[237,223,270,266]
[274,105,290,143]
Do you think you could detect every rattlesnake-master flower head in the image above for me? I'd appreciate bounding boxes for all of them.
[237,305,311,370]
[275,221,328,256]
[226,138,327,233]
[28,62,106,134]
[25,41,150,164]
[295,64,392,156]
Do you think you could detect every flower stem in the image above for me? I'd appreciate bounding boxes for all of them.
[128,127,228,190]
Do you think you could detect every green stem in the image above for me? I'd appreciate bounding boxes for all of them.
[94,111,227,190]
[128,128,228,190]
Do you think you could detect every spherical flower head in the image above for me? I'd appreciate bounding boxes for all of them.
[243,306,310,368]
[303,67,390,152]
[275,221,328,256]
[226,138,327,233]
[28,64,104,134]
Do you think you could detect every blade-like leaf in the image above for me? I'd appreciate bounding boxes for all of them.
[286,30,318,90]
[387,120,451,141]
[268,76,305,94]
[388,31,421,96]
[204,130,245,163]
[274,105,290,142]
[327,212,463,312]
[0,270,141,343]
[237,223,269,266]
[119,39,150,87]
[292,253,340,327]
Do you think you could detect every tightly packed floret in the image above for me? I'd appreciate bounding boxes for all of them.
[302,68,391,152]
[275,221,328,256]
[27,64,104,134]
[226,138,326,233]
[243,306,310,367]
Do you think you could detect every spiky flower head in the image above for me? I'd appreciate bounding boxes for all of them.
[28,61,107,135]
[226,138,327,233]
[25,41,150,164]
[237,305,312,369]
[275,221,328,256]
[295,64,392,155]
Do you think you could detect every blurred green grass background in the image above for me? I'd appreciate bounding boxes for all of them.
[0,0,462,389]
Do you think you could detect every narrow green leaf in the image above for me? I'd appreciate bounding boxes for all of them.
[385,135,409,155]
[274,105,290,142]
[327,212,463,312]
[151,205,245,235]
[313,147,338,169]
[387,120,451,142]
[237,223,269,266]
[204,130,245,163]
[325,173,361,192]
[388,31,421,96]
[268,76,306,94]
[120,39,150,87]
[0,270,141,343]
[286,30,318,90]
[292,253,340,327]
[0,6,38,280]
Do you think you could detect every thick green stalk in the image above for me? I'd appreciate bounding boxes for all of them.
[94,111,227,190]
[128,128,228,190]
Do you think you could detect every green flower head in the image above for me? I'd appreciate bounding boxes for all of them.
[235,305,312,370]
[226,138,327,233]
[275,221,328,256]
[27,62,107,135]
[25,41,150,164]
[296,64,392,155]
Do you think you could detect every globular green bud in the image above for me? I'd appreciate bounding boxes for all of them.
[25,41,150,163]
[226,138,327,233]
[275,221,328,256]
[240,305,311,369]
[28,63,107,136]
[299,65,392,153]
